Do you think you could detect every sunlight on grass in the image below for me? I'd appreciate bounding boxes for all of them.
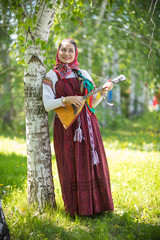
[0,113,160,240]
[106,149,160,225]
[0,136,26,156]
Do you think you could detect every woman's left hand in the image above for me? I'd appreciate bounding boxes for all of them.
[101,82,113,95]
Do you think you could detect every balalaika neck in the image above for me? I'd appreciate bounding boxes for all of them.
[82,74,126,100]
[82,84,105,100]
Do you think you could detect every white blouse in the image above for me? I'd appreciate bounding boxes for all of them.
[42,69,106,112]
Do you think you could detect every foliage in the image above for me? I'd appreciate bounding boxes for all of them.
[0,112,160,239]
[0,0,160,129]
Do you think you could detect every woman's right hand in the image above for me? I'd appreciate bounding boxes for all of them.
[65,96,84,108]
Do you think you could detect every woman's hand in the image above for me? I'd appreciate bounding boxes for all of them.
[100,82,113,95]
[65,96,84,108]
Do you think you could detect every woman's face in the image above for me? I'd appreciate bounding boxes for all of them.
[58,41,76,64]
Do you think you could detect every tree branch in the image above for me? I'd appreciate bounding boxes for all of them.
[148,0,159,59]
[0,67,16,75]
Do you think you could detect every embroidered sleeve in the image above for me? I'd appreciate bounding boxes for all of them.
[42,78,54,92]
[42,70,64,112]
[42,70,58,93]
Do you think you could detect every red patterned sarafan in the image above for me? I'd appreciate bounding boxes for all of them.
[53,73,114,216]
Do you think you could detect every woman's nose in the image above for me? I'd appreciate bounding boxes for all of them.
[64,51,70,55]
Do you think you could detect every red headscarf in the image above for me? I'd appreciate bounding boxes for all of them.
[53,39,80,79]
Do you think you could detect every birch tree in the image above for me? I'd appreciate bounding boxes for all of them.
[23,0,57,207]
[6,0,59,207]
[112,51,121,115]
[129,68,136,118]
[136,82,146,116]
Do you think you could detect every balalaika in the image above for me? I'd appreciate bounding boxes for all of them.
[54,75,126,129]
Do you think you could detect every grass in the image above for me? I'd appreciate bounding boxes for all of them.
[0,111,160,240]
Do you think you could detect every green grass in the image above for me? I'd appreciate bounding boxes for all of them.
[0,111,160,240]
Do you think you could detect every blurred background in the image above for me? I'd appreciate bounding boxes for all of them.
[0,0,159,135]
[0,2,160,239]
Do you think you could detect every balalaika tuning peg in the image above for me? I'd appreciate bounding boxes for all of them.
[111,75,126,84]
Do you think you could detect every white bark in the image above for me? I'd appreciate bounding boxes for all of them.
[129,68,136,118]
[88,0,108,74]
[112,51,121,115]
[88,44,92,73]
[100,46,110,126]
[136,82,146,115]
[24,0,57,207]
[96,0,108,28]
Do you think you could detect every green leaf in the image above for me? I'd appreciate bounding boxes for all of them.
[41,41,47,51]
[13,42,17,49]
[47,3,53,9]
[33,16,37,24]
[18,7,23,14]
[27,18,33,27]
[28,40,33,46]
[18,35,26,42]
[16,14,21,20]
[116,6,124,15]
[35,38,41,46]
[21,47,25,53]
[54,24,61,32]
[69,0,74,4]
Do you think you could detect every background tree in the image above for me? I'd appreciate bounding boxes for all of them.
[0,0,58,208]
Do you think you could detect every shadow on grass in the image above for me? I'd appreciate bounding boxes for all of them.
[0,152,27,196]
[9,210,160,240]
[0,129,26,140]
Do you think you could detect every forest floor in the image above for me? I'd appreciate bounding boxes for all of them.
[0,111,160,240]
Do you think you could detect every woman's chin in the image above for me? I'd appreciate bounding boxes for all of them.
[62,59,72,64]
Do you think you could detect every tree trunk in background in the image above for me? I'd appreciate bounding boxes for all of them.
[2,50,12,127]
[112,51,121,115]
[88,44,92,73]
[129,68,136,118]
[1,9,13,128]
[88,0,108,74]
[136,81,146,116]
[24,0,56,208]
[101,45,110,126]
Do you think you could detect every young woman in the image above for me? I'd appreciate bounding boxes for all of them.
[42,38,114,216]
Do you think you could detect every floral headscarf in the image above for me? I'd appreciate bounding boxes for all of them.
[53,39,80,79]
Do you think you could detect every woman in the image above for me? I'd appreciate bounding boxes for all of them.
[42,38,114,216]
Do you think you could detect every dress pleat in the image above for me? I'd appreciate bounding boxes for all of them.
[53,74,114,216]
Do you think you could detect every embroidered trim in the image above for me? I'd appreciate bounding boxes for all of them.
[85,105,99,165]
[42,78,54,93]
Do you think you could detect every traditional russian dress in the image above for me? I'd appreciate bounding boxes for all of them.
[43,69,114,216]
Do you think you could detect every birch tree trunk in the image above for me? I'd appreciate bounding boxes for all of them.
[1,9,13,128]
[24,0,56,207]
[2,49,13,127]
[88,0,108,73]
[112,51,121,115]
[136,81,146,116]
[129,68,136,118]
[88,44,92,73]
[100,45,110,126]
